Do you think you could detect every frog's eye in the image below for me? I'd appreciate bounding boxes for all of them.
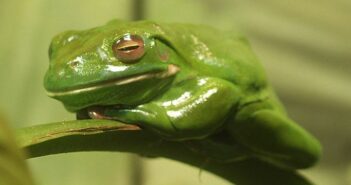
[112,34,145,63]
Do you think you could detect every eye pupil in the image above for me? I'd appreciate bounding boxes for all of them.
[112,34,145,63]
[117,44,140,51]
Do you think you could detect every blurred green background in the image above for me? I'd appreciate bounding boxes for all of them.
[0,0,350,184]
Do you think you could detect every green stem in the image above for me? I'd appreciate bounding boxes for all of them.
[16,120,313,185]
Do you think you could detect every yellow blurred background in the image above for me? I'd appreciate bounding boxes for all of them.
[0,0,350,184]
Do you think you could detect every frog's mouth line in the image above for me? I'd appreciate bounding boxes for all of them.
[46,64,180,97]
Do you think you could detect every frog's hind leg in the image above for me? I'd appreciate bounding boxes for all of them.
[229,102,322,169]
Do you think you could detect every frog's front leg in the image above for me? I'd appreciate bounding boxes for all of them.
[101,77,240,140]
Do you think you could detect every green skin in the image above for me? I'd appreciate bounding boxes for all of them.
[44,20,321,169]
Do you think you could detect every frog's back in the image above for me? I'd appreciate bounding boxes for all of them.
[158,22,268,93]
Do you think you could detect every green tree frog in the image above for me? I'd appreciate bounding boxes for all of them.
[44,20,321,169]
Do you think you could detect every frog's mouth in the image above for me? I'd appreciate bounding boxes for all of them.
[46,64,180,97]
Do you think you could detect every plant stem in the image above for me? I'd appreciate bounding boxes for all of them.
[16,120,313,185]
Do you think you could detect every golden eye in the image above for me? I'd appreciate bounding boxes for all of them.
[112,34,145,63]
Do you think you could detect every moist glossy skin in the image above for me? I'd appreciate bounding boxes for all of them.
[44,20,321,169]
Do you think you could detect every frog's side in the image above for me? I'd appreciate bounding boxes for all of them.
[44,20,321,169]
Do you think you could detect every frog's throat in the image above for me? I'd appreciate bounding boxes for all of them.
[46,64,180,97]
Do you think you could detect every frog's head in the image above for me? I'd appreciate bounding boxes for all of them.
[44,20,182,112]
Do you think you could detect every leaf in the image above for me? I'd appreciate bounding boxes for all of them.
[17,119,314,185]
[0,116,35,185]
